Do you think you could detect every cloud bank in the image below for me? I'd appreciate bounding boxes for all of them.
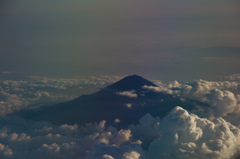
[1,74,240,158]
[0,106,240,159]
[0,75,122,115]
[144,75,240,123]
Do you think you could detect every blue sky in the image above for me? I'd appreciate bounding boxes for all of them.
[1,0,240,82]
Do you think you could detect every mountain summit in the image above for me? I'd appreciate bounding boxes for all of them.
[107,75,156,91]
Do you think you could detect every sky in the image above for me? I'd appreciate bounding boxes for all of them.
[2,1,240,158]
[1,0,240,82]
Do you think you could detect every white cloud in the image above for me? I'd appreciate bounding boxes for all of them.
[84,106,240,159]
[84,142,144,159]
[143,80,181,95]
[143,77,240,121]
[125,103,133,108]
[0,115,142,159]
[148,106,240,159]
[113,129,132,147]
[123,151,140,159]
[116,91,138,98]
[1,105,240,159]
[129,114,161,148]
[114,119,120,124]
[59,124,78,136]
[143,85,174,95]
[102,154,114,159]
[207,89,239,117]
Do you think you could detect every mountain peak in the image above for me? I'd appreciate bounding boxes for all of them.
[107,75,156,91]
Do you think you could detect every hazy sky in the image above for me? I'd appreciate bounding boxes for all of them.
[1,0,240,82]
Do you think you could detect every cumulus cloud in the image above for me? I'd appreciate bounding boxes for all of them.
[143,77,240,120]
[85,142,144,159]
[113,129,132,147]
[178,79,239,102]
[207,89,239,117]
[0,143,12,158]
[116,91,138,98]
[123,151,140,159]
[148,106,240,159]
[102,154,114,159]
[0,115,140,159]
[129,114,161,148]
[1,105,240,159]
[84,106,240,159]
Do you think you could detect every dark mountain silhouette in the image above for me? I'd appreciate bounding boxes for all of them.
[19,75,209,128]
[107,74,156,91]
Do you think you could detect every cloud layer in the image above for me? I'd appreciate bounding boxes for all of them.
[1,74,240,158]
[0,75,122,115]
[144,75,240,123]
[1,106,240,159]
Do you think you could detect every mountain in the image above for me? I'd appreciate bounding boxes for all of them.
[106,74,156,91]
[19,75,208,128]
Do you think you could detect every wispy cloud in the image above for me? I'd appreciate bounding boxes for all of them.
[0,71,12,74]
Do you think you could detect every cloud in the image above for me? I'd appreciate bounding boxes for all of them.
[102,154,114,159]
[1,105,240,159]
[112,129,132,147]
[0,71,12,74]
[143,77,240,120]
[129,114,161,148]
[29,75,123,90]
[116,91,138,98]
[0,143,12,158]
[226,74,240,81]
[0,102,142,159]
[125,103,133,108]
[0,75,123,116]
[84,106,240,159]
[148,106,240,159]
[0,114,143,159]
[142,85,174,95]
[114,119,120,124]
[84,142,144,159]
[2,74,240,158]
[123,151,140,159]
[207,89,239,117]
